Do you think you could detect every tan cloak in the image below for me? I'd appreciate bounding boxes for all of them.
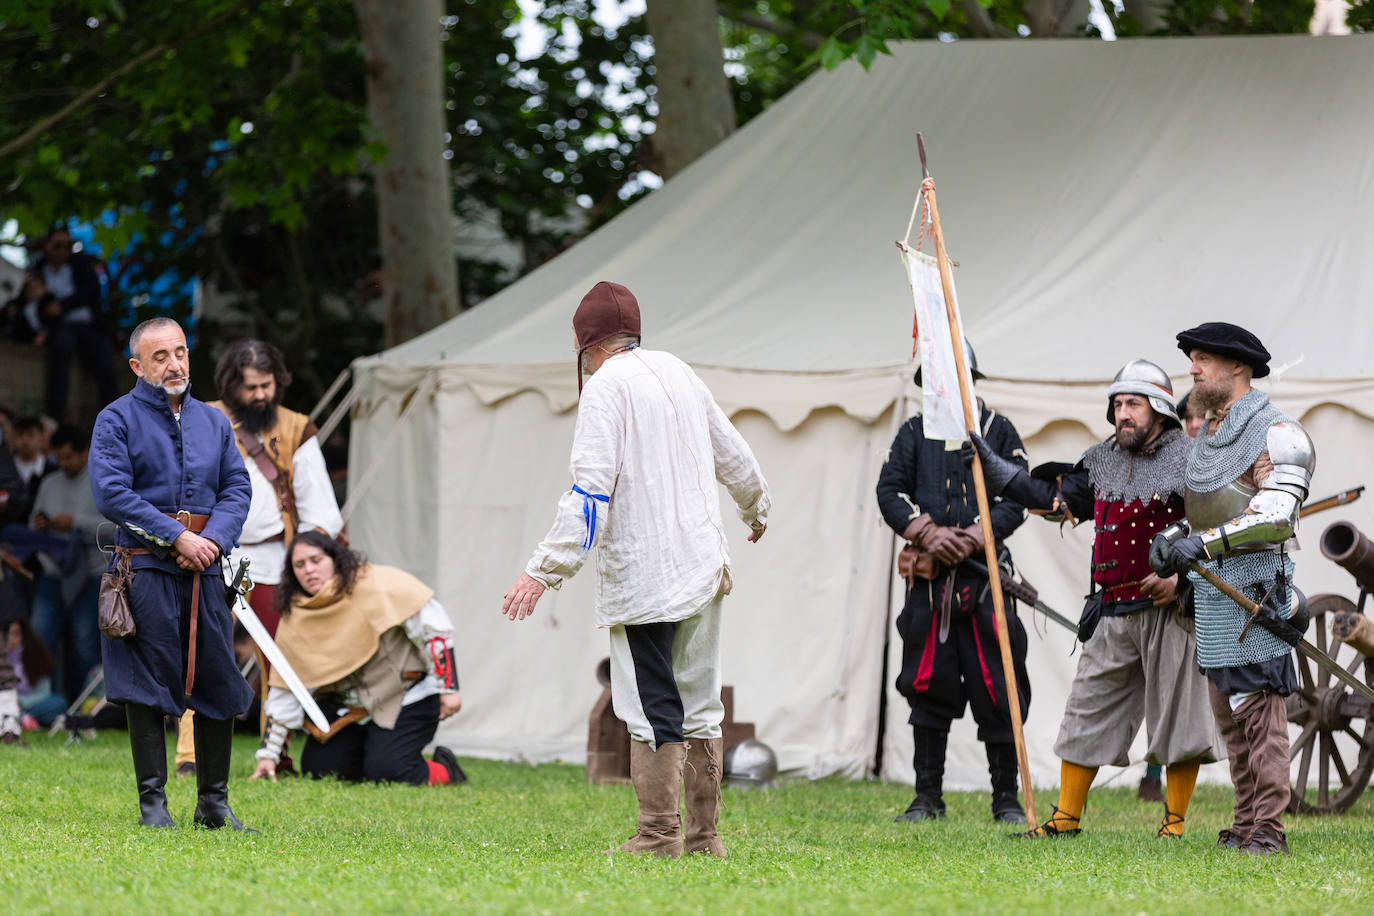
[268,563,433,693]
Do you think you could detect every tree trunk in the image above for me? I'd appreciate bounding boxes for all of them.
[354,0,458,348]
[644,0,737,180]
[1024,0,1091,35]
[1123,0,1169,33]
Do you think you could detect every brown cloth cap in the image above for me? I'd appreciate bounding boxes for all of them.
[574,281,641,351]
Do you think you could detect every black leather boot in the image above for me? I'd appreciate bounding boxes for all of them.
[126,704,175,828]
[192,713,257,832]
[895,727,947,821]
[986,741,1026,824]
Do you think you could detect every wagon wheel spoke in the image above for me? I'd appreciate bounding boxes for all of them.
[1330,740,1352,788]
[1340,724,1370,752]
[1290,721,1318,761]
[1346,653,1366,676]
[1318,733,1331,807]
[1298,653,1316,693]
[1316,619,1329,656]
[1295,735,1315,804]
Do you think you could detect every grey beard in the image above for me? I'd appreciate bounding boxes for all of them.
[1190,378,1232,414]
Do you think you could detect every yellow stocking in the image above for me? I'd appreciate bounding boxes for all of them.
[1026,761,1096,836]
[1160,758,1201,837]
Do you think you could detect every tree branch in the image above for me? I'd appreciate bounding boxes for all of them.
[718,5,826,49]
[0,0,258,161]
[963,0,1014,37]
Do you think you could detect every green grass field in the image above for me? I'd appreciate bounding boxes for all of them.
[2,732,1372,915]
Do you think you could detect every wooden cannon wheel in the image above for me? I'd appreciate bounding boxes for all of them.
[1285,594,1374,815]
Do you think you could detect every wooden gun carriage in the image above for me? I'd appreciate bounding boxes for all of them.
[1286,520,1374,814]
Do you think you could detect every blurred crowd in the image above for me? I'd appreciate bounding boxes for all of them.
[0,412,105,737]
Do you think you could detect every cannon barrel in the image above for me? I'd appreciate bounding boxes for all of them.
[1320,521,1374,594]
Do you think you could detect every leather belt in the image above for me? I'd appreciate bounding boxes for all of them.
[169,511,210,533]
[242,532,285,547]
[118,511,213,696]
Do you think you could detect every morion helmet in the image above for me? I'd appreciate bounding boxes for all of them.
[1106,359,1179,428]
[723,738,778,790]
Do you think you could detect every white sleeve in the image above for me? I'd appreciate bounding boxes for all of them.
[292,437,344,536]
[263,685,305,730]
[700,382,770,526]
[403,598,459,690]
[403,598,456,646]
[524,380,625,588]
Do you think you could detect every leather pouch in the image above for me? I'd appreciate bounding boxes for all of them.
[897,544,938,582]
[98,550,137,639]
[1076,591,1103,644]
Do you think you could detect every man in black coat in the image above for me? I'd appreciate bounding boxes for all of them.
[876,353,1031,823]
[31,227,118,419]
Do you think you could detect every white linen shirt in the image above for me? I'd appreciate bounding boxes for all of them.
[525,348,769,628]
[227,435,343,585]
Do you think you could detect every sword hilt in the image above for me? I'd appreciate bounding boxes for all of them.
[227,558,252,596]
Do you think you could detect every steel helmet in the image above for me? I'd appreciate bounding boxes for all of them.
[1106,359,1180,428]
[723,738,778,790]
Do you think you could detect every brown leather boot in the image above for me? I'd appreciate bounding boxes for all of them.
[684,737,726,858]
[612,741,685,858]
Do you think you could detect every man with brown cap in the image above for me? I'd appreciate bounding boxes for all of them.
[503,280,770,860]
[1151,322,1314,855]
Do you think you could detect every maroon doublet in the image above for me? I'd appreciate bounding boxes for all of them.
[1092,495,1184,605]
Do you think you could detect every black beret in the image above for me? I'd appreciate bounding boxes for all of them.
[1175,322,1271,379]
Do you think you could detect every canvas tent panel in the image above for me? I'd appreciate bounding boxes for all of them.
[352,387,893,776]
[348,35,1374,784]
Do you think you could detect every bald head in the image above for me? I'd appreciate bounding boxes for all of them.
[128,318,191,401]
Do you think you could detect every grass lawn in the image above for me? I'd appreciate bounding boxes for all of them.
[2,732,1372,915]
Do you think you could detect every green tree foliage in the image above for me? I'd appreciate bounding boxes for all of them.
[0,0,657,403]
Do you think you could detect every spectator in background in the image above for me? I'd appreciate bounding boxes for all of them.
[29,424,105,700]
[8,416,51,513]
[2,275,58,345]
[4,605,66,728]
[30,227,118,420]
[0,405,14,446]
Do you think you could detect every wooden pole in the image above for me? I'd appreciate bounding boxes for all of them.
[916,134,1036,826]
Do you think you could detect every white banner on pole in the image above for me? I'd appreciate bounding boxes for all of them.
[902,248,973,443]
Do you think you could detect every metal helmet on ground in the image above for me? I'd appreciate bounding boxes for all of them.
[1106,359,1180,427]
[914,338,983,387]
[722,738,778,790]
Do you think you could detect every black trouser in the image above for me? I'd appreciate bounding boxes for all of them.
[44,321,117,420]
[301,693,439,785]
[896,572,1031,742]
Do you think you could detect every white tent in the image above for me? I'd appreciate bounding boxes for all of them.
[347,35,1374,789]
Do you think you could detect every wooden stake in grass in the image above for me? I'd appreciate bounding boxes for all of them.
[913,133,1036,827]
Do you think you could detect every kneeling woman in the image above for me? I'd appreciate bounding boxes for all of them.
[250,531,465,785]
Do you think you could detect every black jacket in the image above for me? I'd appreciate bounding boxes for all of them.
[876,403,1028,544]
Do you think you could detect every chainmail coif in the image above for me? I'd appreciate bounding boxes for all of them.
[1082,426,1190,505]
[1186,389,1288,493]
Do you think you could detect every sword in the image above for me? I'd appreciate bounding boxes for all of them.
[227,560,330,733]
[962,559,1078,636]
[1191,562,1374,706]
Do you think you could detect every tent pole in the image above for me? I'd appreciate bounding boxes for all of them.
[872,379,910,780]
[308,366,353,426]
[917,133,1037,827]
